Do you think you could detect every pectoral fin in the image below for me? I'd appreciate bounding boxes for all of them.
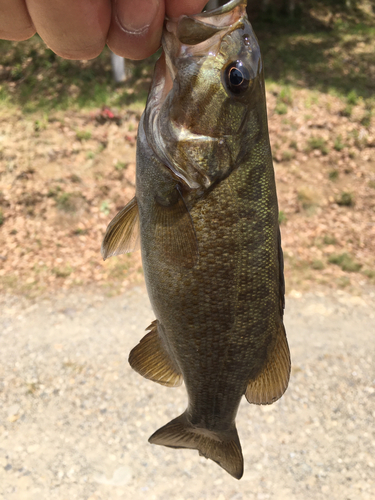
[245,323,290,405]
[152,188,198,269]
[101,197,139,260]
[129,320,182,387]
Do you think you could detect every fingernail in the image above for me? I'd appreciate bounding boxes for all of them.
[115,0,160,35]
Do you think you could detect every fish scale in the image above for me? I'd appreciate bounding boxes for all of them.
[101,0,290,480]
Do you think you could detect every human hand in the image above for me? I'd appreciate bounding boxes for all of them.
[0,0,208,60]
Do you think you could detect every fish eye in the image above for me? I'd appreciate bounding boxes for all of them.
[223,61,250,95]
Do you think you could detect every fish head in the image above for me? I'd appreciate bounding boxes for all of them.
[144,0,266,191]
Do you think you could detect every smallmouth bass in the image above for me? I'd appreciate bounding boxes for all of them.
[102,0,290,480]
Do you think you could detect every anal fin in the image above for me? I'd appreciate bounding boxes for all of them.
[245,322,291,405]
[128,320,182,387]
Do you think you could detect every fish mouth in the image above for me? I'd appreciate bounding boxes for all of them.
[167,0,247,49]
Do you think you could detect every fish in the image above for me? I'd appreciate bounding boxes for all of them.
[101,0,290,480]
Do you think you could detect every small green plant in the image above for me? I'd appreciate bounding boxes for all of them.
[0,208,3,226]
[97,142,107,153]
[289,140,298,150]
[275,102,288,115]
[297,187,319,209]
[337,276,350,288]
[311,259,324,270]
[10,64,23,81]
[361,110,372,127]
[76,130,92,141]
[328,253,362,273]
[70,174,81,183]
[52,265,73,278]
[73,228,87,235]
[278,210,287,225]
[56,192,76,212]
[100,200,110,215]
[341,105,353,117]
[362,269,375,280]
[368,180,375,189]
[34,118,48,132]
[115,161,129,171]
[86,150,95,160]
[128,123,135,132]
[305,96,312,109]
[328,169,339,180]
[336,191,354,206]
[323,235,336,245]
[279,86,293,106]
[334,135,345,151]
[347,90,358,106]
[307,137,328,155]
[282,150,294,161]
[47,185,62,198]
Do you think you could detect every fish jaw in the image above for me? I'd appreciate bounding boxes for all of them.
[143,0,264,191]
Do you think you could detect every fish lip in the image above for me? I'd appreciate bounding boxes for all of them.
[198,0,247,18]
[166,0,247,22]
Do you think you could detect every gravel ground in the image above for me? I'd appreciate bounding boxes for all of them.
[0,285,374,500]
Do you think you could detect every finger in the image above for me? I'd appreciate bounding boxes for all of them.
[107,0,164,60]
[0,0,35,40]
[25,0,111,60]
[165,0,208,19]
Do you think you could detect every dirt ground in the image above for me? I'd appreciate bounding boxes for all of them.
[0,285,374,500]
[0,84,375,297]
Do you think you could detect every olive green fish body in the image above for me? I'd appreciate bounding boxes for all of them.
[102,0,290,480]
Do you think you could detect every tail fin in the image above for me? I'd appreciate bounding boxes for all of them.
[149,412,243,479]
